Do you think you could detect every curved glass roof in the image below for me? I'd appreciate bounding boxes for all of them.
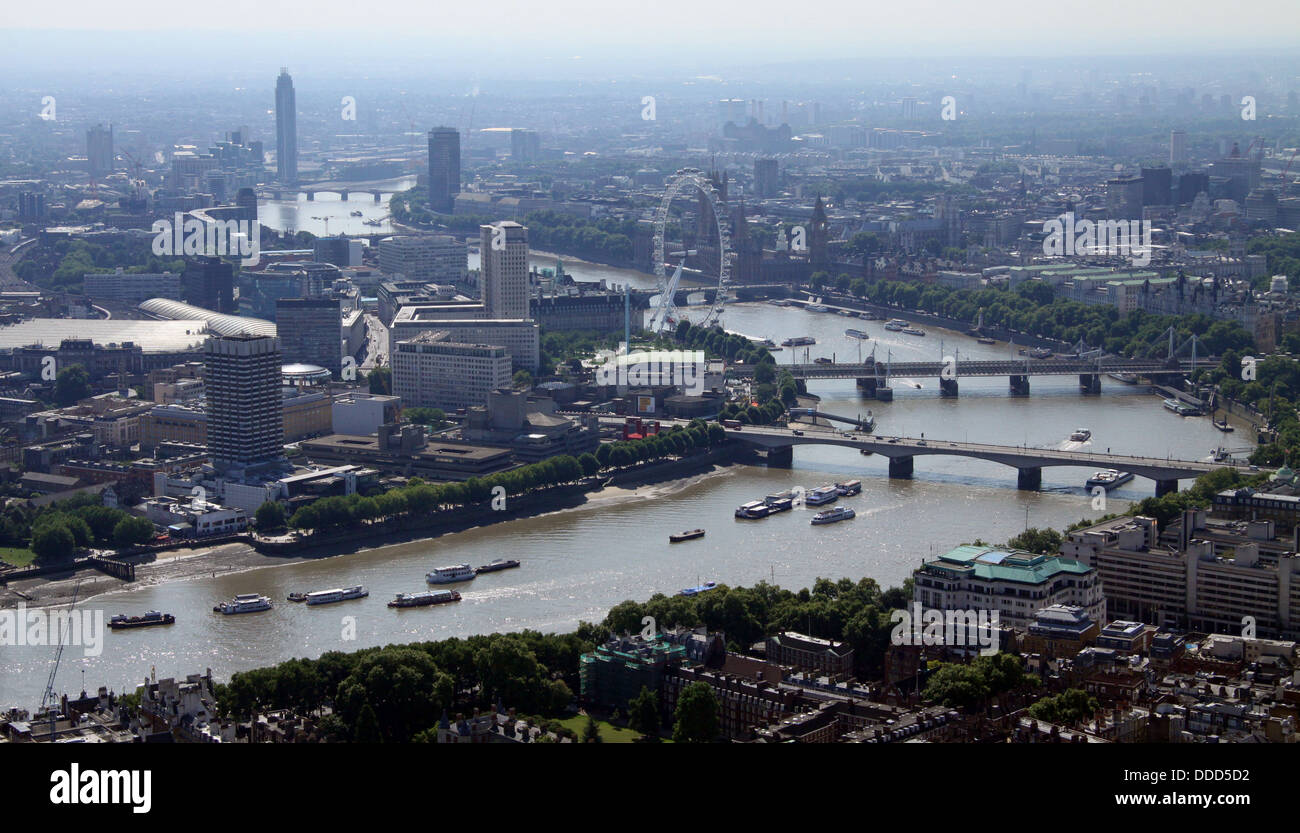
[139,298,277,338]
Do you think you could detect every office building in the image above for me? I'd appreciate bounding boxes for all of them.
[754,158,779,198]
[1105,175,1144,220]
[1140,166,1173,207]
[84,269,181,303]
[275,68,298,185]
[389,311,538,370]
[911,544,1105,631]
[332,393,401,436]
[1170,130,1188,165]
[510,128,540,162]
[392,331,512,412]
[377,235,466,283]
[427,127,460,213]
[204,334,284,473]
[86,124,113,180]
[182,256,234,314]
[480,221,529,319]
[275,297,341,376]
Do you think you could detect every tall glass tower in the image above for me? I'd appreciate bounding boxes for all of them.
[275,68,298,185]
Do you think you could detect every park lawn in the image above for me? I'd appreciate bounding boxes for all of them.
[0,547,36,567]
[559,715,650,744]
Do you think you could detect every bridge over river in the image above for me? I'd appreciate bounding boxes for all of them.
[724,425,1252,495]
[730,356,1214,398]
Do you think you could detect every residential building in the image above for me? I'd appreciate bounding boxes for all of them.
[204,334,284,473]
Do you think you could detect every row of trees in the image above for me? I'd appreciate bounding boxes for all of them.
[282,420,727,534]
[1,492,155,562]
[216,630,596,742]
[1196,352,1300,467]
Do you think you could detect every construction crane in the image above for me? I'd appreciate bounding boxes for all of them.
[39,579,82,740]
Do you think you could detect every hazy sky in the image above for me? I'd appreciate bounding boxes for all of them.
[4,0,1300,79]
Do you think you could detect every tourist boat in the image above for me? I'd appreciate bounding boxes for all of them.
[835,479,862,496]
[845,328,871,339]
[811,506,856,525]
[305,586,369,606]
[977,337,997,345]
[427,564,476,584]
[884,319,907,332]
[1070,428,1092,442]
[782,336,816,347]
[108,611,175,630]
[1086,470,1134,490]
[678,581,718,597]
[476,558,521,573]
[901,327,926,336]
[765,490,796,506]
[1029,347,1054,359]
[735,500,772,519]
[669,529,706,543]
[388,590,461,608]
[765,497,794,513]
[1108,372,1139,384]
[859,311,878,320]
[213,594,273,615]
[287,592,308,603]
[806,485,839,506]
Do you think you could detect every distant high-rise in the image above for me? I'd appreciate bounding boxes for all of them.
[18,192,45,220]
[754,158,779,198]
[901,97,918,120]
[235,187,258,222]
[1140,166,1173,207]
[480,222,529,319]
[275,68,298,185]
[204,334,284,473]
[1170,130,1188,165]
[510,128,540,162]
[276,297,342,377]
[182,256,235,314]
[427,127,460,213]
[86,124,113,180]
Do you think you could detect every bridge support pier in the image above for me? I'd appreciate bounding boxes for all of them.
[306,191,314,201]
[939,378,959,397]
[1017,467,1042,491]
[1155,479,1179,497]
[764,445,794,468]
[1009,375,1030,396]
[1079,373,1101,394]
[856,377,877,398]
[374,191,382,202]
[341,189,349,201]
[888,456,914,479]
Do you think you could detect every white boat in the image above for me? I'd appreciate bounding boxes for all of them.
[808,305,831,313]
[782,336,816,347]
[901,327,926,336]
[884,319,907,332]
[811,506,856,525]
[735,500,772,519]
[806,485,839,506]
[426,564,476,584]
[1086,470,1134,490]
[213,593,273,615]
[305,585,369,606]
[1070,429,1091,442]
[1108,372,1139,384]
[845,328,871,339]
[835,479,862,496]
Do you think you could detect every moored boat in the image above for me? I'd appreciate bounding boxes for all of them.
[976,337,997,345]
[835,479,862,496]
[806,485,839,506]
[1213,419,1234,433]
[811,506,856,525]
[108,611,175,630]
[735,500,772,519]
[287,592,308,603]
[782,336,816,347]
[669,529,706,543]
[427,564,476,584]
[476,558,521,573]
[845,328,871,339]
[901,327,926,336]
[388,590,461,608]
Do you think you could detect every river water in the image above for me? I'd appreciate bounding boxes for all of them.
[0,263,1250,708]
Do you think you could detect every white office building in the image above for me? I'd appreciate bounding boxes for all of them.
[392,331,513,412]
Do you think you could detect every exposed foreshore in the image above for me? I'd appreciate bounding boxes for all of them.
[0,447,744,611]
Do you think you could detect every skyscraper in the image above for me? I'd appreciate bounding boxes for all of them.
[1170,130,1188,165]
[480,222,529,319]
[204,334,285,473]
[276,297,342,377]
[427,127,460,213]
[86,124,113,180]
[182,256,235,314]
[754,158,779,198]
[275,68,298,185]
[511,128,540,162]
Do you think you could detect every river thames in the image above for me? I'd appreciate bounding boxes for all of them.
[0,257,1249,708]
